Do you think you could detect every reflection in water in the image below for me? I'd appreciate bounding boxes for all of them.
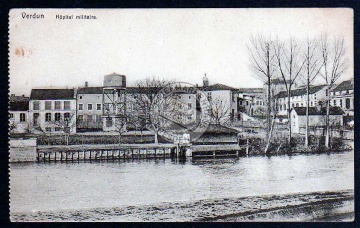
[10,151,353,213]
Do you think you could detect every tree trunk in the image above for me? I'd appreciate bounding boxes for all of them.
[154,132,159,144]
[325,94,330,148]
[264,113,276,154]
[305,83,310,148]
[287,90,292,147]
[266,77,271,142]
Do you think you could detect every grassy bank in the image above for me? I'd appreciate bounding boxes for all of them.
[11,189,353,222]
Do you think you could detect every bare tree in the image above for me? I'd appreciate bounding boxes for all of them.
[133,77,173,144]
[274,37,306,145]
[209,97,232,125]
[247,35,277,144]
[302,38,323,148]
[51,112,76,145]
[320,34,349,148]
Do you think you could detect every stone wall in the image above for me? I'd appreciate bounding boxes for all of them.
[9,138,37,162]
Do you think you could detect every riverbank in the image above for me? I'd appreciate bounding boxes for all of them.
[11,189,353,222]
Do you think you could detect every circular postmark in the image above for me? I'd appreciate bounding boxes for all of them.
[149,82,211,143]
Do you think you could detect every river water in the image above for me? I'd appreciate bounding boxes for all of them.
[10,151,353,213]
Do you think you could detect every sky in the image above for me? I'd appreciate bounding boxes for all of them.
[9,8,353,96]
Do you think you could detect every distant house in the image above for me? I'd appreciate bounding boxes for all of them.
[199,75,240,126]
[29,89,77,134]
[76,85,103,132]
[330,79,354,117]
[9,100,29,133]
[290,106,344,134]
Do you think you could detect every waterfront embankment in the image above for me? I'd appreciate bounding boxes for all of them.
[11,189,353,222]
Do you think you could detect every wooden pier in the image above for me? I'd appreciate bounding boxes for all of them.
[36,144,186,162]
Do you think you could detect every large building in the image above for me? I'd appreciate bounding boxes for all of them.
[275,84,328,116]
[29,89,77,134]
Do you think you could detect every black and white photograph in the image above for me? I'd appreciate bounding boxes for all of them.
[8,8,354,222]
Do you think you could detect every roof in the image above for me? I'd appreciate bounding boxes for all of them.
[201,83,237,91]
[238,88,263,94]
[292,106,344,116]
[77,87,103,94]
[275,85,326,99]
[9,101,29,111]
[204,124,240,134]
[126,87,163,94]
[30,89,75,100]
[332,80,353,92]
[9,95,29,102]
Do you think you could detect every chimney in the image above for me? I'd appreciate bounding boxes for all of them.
[85,81,88,87]
[203,73,209,87]
[22,95,24,97]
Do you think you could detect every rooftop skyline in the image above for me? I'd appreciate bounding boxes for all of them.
[9,8,353,96]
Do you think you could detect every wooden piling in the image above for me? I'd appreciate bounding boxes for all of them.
[54,152,57,162]
[48,152,50,162]
[60,152,63,161]
[246,139,249,155]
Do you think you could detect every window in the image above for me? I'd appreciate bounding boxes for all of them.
[189,96,191,99]
[106,117,113,127]
[55,101,61,110]
[346,98,350,109]
[310,101,313,106]
[88,103,93,111]
[9,113,14,119]
[79,96,83,99]
[78,103,84,110]
[340,99,343,107]
[87,115,93,122]
[333,100,337,106]
[325,89,328,97]
[33,113,39,125]
[96,115,102,122]
[78,115,83,122]
[301,103,303,107]
[45,127,52,132]
[207,92,212,102]
[238,113,241,120]
[64,112,70,120]
[188,103,192,110]
[55,127,60,132]
[314,94,317,100]
[33,101,40,110]
[64,101,71,110]
[45,113,52,122]
[296,103,299,107]
[20,113,26,122]
[45,101,52,110]
[96,104,102,111]
[187,115,192,120]
[256,101,259,105]
[55,113,61,121]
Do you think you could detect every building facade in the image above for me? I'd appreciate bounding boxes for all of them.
[29,89,77,134]
[76,86,103,132]
[200,79,240,126]
[275,85,328,116]
[9,100,29,134]
[291,106,344,134]
[330,79,354,117]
